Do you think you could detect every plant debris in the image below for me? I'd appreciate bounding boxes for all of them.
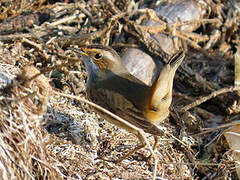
[0,0,240,179]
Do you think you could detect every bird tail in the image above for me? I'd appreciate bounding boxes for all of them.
[148,50,185,122]
[168,50,185,70]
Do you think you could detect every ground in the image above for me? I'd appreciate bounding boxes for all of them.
[0,0,239,179]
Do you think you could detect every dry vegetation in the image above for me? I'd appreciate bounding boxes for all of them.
[0,0,240,179]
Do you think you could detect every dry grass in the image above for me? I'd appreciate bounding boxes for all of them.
[0,0,239,179]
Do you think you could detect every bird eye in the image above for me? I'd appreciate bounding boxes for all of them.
[94,53,103,60]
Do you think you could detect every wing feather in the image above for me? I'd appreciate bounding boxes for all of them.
[89,88,163,136]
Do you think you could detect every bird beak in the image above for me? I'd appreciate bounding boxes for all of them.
[68,47,89,57]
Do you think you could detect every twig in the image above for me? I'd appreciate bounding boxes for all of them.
[192,120,240,137]
[0,32,48,41]
[47,14,86,27]
[53,90,152,145]
[157,159,224,166]
[22,37,43,51]
[53,90,157,179]
[181,86,240,112]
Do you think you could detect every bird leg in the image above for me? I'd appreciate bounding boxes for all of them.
[99,129,157,179]
[146,135,159,163]
[153,136,159,151]
[115,141,146,163]
[115,130,157,164]
[97,130,149,163]
[96,143,145,163]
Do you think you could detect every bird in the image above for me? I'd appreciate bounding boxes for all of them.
[79,44,185,162]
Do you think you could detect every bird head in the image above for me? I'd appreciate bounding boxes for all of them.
[81,44,126,75]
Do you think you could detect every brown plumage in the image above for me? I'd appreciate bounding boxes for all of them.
[81,44,185,161]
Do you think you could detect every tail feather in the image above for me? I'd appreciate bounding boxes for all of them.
[168,50,185,70]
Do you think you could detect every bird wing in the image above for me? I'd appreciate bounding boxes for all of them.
[88,87,164,136]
